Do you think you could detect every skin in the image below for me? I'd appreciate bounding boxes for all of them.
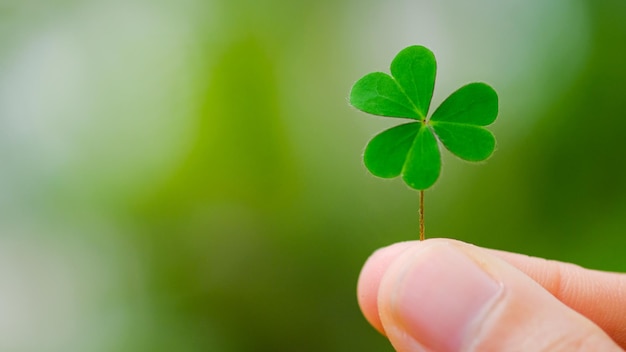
[357,239,626,351]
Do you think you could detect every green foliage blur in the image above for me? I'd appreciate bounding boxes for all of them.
[1,0,625,351]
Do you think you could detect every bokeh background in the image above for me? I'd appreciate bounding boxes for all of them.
[1,0,625,351]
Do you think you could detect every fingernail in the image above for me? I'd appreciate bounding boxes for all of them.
[391,244,501,352]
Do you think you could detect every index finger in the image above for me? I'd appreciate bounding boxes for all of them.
[486,248,626,348]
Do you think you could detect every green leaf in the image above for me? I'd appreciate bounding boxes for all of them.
[363,122,420,178]
[390,45,436,119]
[431,121,495,161]
[350,45,499,191]
[430,82,498,126]
[349,72,421,119]
[402,125,441,190]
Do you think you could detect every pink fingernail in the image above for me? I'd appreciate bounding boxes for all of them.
[392,245,501,352]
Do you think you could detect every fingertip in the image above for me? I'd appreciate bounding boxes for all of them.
[357,239,461,335]
[377,242,503,352]
[357,241,415,335]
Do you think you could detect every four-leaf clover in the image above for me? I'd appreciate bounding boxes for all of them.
[349,45,499,190]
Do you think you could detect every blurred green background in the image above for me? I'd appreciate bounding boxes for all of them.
[1,0,625,351]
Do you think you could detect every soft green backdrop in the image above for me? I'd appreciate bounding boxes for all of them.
[1,0,625,351]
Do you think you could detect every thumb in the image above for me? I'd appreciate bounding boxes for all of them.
[359,239,622,352]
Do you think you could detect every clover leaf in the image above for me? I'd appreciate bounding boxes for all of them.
[350,45,498,191]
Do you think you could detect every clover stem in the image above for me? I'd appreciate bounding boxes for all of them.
[419,190,425,241]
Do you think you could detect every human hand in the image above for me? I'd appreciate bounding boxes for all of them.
[357,239,626,351]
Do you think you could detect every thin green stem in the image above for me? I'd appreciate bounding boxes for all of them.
[419,190,425,241]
